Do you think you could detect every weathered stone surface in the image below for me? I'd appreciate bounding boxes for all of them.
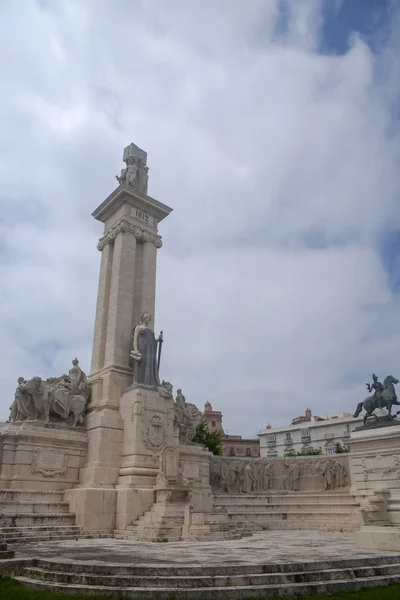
[3,532,400,599]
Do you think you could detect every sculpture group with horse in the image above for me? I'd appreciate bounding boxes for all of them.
[353,374,400,425]
[10,358,91,428]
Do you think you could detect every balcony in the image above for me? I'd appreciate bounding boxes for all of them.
[267,440,276,447]
[284,438,293,445]
[301,435,310,443]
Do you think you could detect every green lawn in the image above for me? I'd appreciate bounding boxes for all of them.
[2,577,400,600]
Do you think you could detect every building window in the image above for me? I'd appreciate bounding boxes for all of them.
[267,434,275,442]
[301,428,309,438]
[212,420,216,428]
[229,447,235,456]
[246,447,251,456]
[284,432,293,445]
[325,446,336,455]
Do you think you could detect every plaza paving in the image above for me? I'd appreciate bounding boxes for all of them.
[14,530,399,567]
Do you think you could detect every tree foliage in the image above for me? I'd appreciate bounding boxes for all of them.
[335,442,350,453]
[284,447,323,457]
[193,419,223,455]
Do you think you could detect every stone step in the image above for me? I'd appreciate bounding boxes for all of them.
[0,490,65,503]
[0,550,15,559]
[215,497,359,505]
[6,534,109,545]
[114,532,182,542]
[0,513,75,528]
[1,525,82,544]
[142,508,185,518]
[214,494,356,504]
[0,524,81,534]
[26,554,400,576]
[214,501,358,508]
[187,530,244,541]
[136,516,184,526]
[13,573,400,598]
[220,509,359,519]
[0,501,70,514]
[19,563,400,588]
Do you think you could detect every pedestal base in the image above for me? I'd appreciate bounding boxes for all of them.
[65,487,117,532]
[356,525,400,551]
[0,421,87,491]
[118,386,177,488]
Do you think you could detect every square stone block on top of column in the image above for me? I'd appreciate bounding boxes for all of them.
[118,386,178,489]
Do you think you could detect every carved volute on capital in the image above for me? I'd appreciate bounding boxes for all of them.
[97,218,164,252]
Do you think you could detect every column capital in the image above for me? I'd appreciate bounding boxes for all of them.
[98,218,163,251]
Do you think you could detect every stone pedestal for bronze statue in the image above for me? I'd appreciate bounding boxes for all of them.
[348,423,400,550]
[0,421,87,491]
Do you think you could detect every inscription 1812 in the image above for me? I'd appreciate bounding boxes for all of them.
[136,209,149,223]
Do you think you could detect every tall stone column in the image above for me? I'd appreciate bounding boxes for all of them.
[138,232,162,326]
[104,226,138,368]
[70,143,173,532]
[91,240,114,374]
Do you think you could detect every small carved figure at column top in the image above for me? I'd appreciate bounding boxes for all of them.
[116,143,149,195]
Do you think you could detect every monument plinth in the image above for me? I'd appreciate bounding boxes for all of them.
[348,424,400,551]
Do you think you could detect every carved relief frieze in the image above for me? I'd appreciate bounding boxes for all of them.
[210,456,349,494]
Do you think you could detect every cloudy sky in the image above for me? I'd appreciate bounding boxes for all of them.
[1,0,400,436]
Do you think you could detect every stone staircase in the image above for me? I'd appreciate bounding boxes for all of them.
[0,534,14,559]
[117,499,250,543]
[6,554,400,598]
[0,489,108,543]
[118,501,186,542]
[0,489,74,528]
[214,491,362,532]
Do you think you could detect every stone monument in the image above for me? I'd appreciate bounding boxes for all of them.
[0,144,232,540]
[65,143,176,530]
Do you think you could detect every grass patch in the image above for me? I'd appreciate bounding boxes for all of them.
[1,577,400,599]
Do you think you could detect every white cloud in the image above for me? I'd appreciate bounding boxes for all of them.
[0,0,400,436]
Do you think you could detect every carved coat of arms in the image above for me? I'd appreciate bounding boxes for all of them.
[143,414,165,456]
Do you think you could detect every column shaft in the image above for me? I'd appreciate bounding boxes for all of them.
[104,230,137,368]
[139,239,158,329]
[91,241,114,373]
